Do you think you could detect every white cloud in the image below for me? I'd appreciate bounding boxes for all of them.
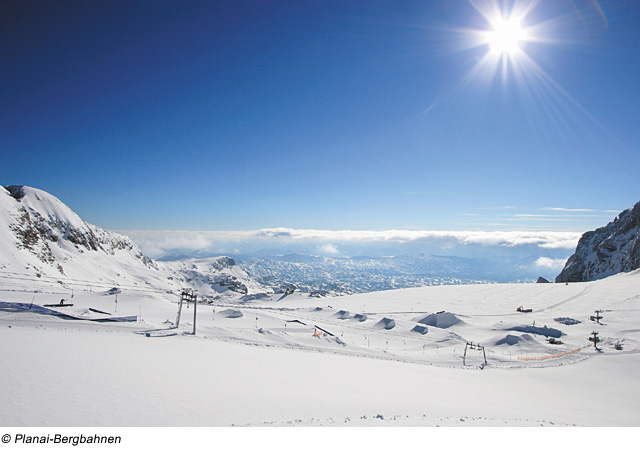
[119,231,223,258]
[317,243,340,255]
[145,236,207,257]
[259,228,581,249]
[543,207,595,212]
[539,237,580,249]
[535,257,568,270]
[542,207,622,216]
[121,228,582,257]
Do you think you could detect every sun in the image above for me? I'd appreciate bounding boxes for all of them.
[487,16,525,56]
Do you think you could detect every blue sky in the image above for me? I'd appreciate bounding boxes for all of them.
[2,1,639,250]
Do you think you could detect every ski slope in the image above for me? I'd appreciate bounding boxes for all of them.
[1,270,639,426]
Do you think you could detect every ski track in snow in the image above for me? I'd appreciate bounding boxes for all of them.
[237,414,581,427]
[540,285,593,312]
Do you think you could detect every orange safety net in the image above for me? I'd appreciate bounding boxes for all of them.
[518,347,581,361]
[313,328,323,336]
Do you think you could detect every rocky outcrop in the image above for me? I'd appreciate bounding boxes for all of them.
[556,201,640,282]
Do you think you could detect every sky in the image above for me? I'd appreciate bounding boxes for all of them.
[2,0,639,258]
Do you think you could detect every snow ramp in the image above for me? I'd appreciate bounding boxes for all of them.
[416,312,463,329]
[373,318,396,330]
[219,309,244,319]
[411,325,429,335]
[0,302,136,322]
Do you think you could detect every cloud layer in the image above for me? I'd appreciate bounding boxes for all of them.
[535,257,568,270]
[121,228,582,258]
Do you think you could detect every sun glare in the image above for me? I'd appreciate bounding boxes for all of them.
[438,0,611,150]
[487,17,525,56]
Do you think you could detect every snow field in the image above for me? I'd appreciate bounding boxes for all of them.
[1,269,640,426]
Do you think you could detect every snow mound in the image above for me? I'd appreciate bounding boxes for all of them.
[334,310,351,319]
[493,334,537,346]
[220,309,244,319]
[104,288,121,295]
[373,318,396,330]
[411,325,429,335]
[486,333,550,352]
[353,313,367,322]
[416,311,463,329]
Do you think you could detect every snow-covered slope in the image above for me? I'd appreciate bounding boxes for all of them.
[0,185,263,298]
[160,256,267,296]
[556,201,640,282]
[1,268,639,427]
[1,185,159,282]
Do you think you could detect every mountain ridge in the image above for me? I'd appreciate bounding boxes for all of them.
[556,201,640,282]
[0,185,261,298]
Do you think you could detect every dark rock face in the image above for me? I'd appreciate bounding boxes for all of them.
[215,273,248,294]
[8,206,57,267]
[210,256,237,270]
[536,277,550,283]
[556,201,640,282]
[5,185,26,201]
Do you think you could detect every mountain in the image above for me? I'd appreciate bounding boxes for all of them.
[1,185,157,279]
[235,252,537,295]
[160,256,266,296]
[0,185,262,298]
[556,201,640,282]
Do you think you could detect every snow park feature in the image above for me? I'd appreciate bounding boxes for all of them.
[373,317,396,330]
[0,301,137,322]
[411,325,429,335]
[415,311,463,329]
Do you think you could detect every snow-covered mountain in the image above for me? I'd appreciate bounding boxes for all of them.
[160,256,266,296]
[556,201,640,282]
[235,252,536,295]
[1,185,157,279]
[0,185,262,298]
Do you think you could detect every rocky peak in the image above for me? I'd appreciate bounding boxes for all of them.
[556,201,640,282]
[3,185,157,273]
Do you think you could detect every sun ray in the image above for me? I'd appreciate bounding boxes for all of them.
[415,0,632,164]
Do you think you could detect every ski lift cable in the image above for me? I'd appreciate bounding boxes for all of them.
[0,272,182,295]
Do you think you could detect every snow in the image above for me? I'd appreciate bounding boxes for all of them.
[2,269,640,427]
[416,311,463,328]
[6,185,88,232]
